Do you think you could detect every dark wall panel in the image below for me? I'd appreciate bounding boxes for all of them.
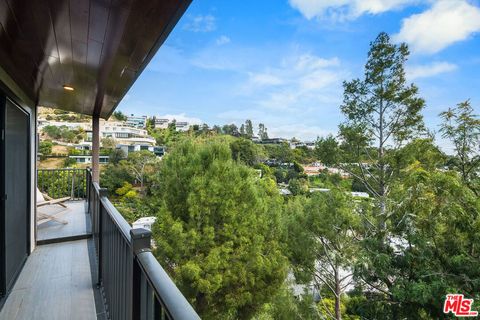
[2,98,29,294]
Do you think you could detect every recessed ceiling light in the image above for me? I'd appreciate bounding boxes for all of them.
[63,85,74,91]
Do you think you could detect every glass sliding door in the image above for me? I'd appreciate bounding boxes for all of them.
[0,96,30,297]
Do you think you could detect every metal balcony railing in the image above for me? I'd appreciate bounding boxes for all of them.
[85,169,200,320]
[38,168,200,319]
[37,168,87,199]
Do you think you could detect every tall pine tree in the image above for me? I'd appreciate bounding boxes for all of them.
[340,32,425,224]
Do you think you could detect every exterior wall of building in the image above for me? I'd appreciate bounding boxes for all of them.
[116,144,165,157]
[70,155,109,164]
[86,123,156,146]
[126,115,147,128]
[175,121,189,131]
[153,117,190,131]
[153,117,169,129]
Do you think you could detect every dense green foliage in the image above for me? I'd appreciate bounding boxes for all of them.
[38,140,53,157]
[286,191,361,319]
[42,125,86,143]
[37,169,87,198]
[112,110,128,121]
[43,108,90,122]
[150,139,288,319]
[95,32,480,319]
[440,100,480,195]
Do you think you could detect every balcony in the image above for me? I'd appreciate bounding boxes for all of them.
[0,169,199,320]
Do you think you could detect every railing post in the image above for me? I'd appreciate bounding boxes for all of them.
[71,170,76,199]
[97,188,108,287]
[130,228,152,319]
[86,168,91,213]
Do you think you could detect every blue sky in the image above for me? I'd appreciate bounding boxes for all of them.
[117,0,480,148]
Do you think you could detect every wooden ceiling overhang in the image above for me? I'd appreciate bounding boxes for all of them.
[0,0,191,118]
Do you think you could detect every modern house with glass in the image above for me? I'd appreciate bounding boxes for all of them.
[0,0,198,319]
[126,114,148,129]
[85,122,157,145]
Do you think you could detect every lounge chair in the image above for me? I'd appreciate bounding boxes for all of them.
[36,188,70,225]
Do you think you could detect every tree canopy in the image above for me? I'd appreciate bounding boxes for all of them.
[150,139,288,319]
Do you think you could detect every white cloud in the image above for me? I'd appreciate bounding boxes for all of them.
[216,35,231,45]
[183,14,216,32]
[269,123,335,140]
[248,72,284,86]
[289,0,421,20]
[243,54,345,111]
[406,61,457,80]
[394,1,480,54]
[156,113,203,125]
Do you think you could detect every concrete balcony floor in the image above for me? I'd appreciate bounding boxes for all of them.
[37,201,90,242]
[0,201,103,320]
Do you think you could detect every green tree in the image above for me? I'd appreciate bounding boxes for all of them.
[245,119,254,138]
[200,123,210,133]
[355,163,480,319]
[125,151,157,194]
[145,117,154,131]
[149,123,180,146]
[42,125,61,139]
[222,124,239,136]
[100,161,135,195]
[101,137,117,149]
[287,178,308,196]
[42,125,84,143]
[292,146,315,164]
[240,124,246,136]
[254,286,321,320]
[287,191,360,320]
[264,143,294,163]
[391,138,446,175]
[39,140,53,156]
[258,123,269,140]
[230,138,263,166]
[150,139,287,319]
[112,110,127,121]
[63,157,77,167]
[340,32,425,222]
[440,100,480,194]
[108,148,126,164]
[315,135,340,165]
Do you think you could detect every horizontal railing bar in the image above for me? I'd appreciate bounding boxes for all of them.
[92,181,101,194]
[37,168,85,171]
[137,252,200,320]
[99,196,133,244]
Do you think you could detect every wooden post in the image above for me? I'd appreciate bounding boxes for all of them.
[92,115,100,183]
